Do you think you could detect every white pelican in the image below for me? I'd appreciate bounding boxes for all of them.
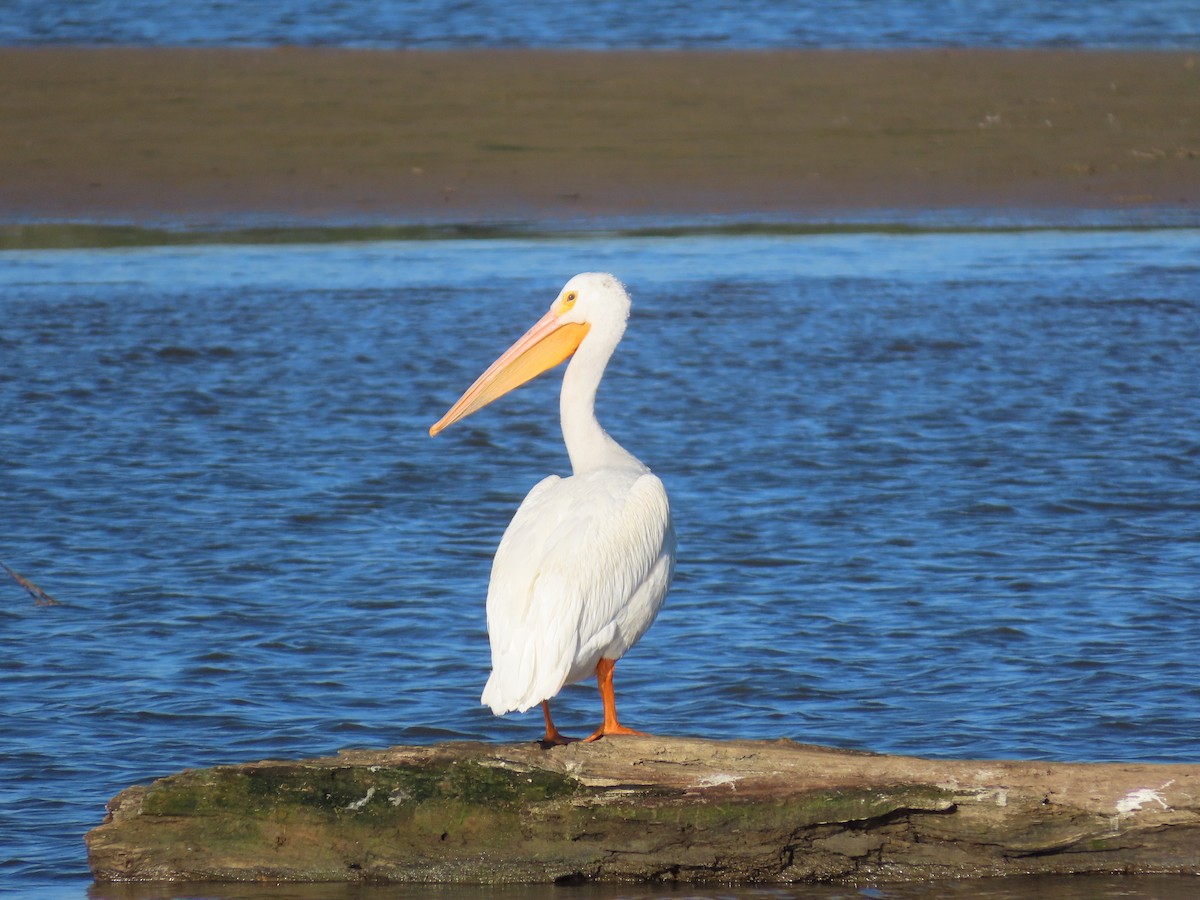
[430,273,675,743]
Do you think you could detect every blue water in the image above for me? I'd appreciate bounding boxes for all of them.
[2,229,1199,897]
[3,0,1199,48]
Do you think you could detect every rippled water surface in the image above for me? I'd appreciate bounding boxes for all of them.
[2,229,1199,897]
[4,0,1199,48]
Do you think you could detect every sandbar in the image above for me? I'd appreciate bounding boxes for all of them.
[1,47,1197,225]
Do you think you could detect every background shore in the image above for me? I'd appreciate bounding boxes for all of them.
[2,48,1197,225]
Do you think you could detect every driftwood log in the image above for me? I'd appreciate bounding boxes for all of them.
[86,737,1200,885]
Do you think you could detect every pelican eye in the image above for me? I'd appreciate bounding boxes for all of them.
[560,290,578,312]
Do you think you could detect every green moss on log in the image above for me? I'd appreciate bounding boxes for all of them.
[141,759,580,821]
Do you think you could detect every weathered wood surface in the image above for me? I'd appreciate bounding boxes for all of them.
[86,737,1200,885]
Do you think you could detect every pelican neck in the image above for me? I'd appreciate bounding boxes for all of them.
[559,327,645,477]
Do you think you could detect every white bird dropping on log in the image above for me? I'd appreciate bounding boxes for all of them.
[430,273,675,743]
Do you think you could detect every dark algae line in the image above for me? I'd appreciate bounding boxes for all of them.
[3,220,1197,251]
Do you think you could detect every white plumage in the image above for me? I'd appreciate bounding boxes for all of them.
[430,273,675,742]
[482,466,674,714]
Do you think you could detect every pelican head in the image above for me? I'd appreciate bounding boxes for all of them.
[429,273,630,436]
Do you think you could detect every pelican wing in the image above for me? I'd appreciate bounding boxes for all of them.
[481,469,674,714]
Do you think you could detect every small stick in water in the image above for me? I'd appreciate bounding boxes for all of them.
[1,560,62,606]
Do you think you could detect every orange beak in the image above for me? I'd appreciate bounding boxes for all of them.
[429,309,590,437]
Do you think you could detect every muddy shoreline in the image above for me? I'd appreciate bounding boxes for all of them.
[2,48,1197,225]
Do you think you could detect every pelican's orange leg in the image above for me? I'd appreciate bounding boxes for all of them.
[584,657,647,742]
[541,700,576,746]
